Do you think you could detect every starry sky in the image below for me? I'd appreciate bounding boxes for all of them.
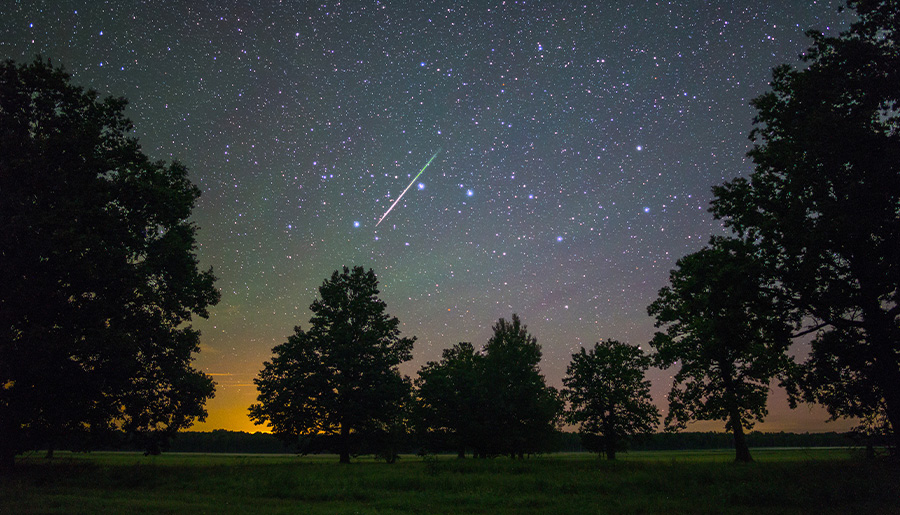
[3,1,858,433]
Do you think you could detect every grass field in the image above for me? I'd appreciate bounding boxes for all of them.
[2,449,897,514]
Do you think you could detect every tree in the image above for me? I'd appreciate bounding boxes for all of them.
[0,58,219,470]
[709,0,900,450]
[647,238,793,462]
[414,342,483,457]
[478,314,561,458]
[563,340,659,460]
[249,266,414,463]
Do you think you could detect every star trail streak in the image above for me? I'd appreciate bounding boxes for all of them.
[376,149,441,228]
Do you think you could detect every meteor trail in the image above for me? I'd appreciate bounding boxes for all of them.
[375,149,441,227]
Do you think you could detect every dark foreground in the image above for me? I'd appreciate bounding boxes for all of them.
[1,449,897,514]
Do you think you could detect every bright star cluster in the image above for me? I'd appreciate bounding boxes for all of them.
[2,1,855,433]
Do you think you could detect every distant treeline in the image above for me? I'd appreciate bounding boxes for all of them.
[124,430,853,455]
[554,431,853,453]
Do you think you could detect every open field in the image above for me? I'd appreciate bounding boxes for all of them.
[2,449,897,514]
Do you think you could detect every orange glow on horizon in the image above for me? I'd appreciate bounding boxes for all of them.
[189,382,857,435]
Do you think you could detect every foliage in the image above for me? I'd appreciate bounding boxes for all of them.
[478,314,562,457]
[249,266,414,463]
[648,238,794,462]
[413,315,561,458]
[0,58,219,469]
[414,342,483,457]
[709,0,900,449]
[563,340,659,460]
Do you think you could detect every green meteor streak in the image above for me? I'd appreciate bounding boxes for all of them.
[375,149,441,227]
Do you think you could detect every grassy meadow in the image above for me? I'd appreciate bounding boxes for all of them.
[2,449,897,514]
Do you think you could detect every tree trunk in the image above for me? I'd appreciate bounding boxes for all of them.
[604,414,617,460]
[721,363,752,463]
[877,362,900,454]
[0,417,17,475]
[885,402,900,456]
[339,425,351,464]
[730,409,753,463]
[0,448,14,476]
[859,298,900,454]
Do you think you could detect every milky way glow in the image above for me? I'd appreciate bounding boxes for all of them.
[3,1,860,433]
[375,149,441,227]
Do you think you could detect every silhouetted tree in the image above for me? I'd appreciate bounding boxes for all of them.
[0,58,219,471]
[414,342,483,457]
[479,314,561,457]
[648,238,793,462]
[710,0,900,450]
[563,340,659,460]
[249,266,414,463]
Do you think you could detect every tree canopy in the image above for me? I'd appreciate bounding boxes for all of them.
[414,342,483,457]
[249,266,414,463]
[0,58,219,470]
[710,0,900,450]
[413,315,560,458]
[478,314,561,458]
[648,238,793,462]
[563,340,659,460]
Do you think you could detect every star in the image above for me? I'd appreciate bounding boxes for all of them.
[5,0,856,434]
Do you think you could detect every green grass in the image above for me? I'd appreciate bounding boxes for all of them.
[2,449,897,514]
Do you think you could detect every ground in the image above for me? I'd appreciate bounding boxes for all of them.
[2,449,897,514]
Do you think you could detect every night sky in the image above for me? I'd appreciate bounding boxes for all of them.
[3,1,857,433]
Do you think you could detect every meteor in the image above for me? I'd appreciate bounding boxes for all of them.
[375,149,441,227]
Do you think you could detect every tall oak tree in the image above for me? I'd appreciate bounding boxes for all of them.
[250,266,414,463]
[0,58,219,470]
[563,340,659,460]
[710,0,900,448]
[648,238,793,462]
